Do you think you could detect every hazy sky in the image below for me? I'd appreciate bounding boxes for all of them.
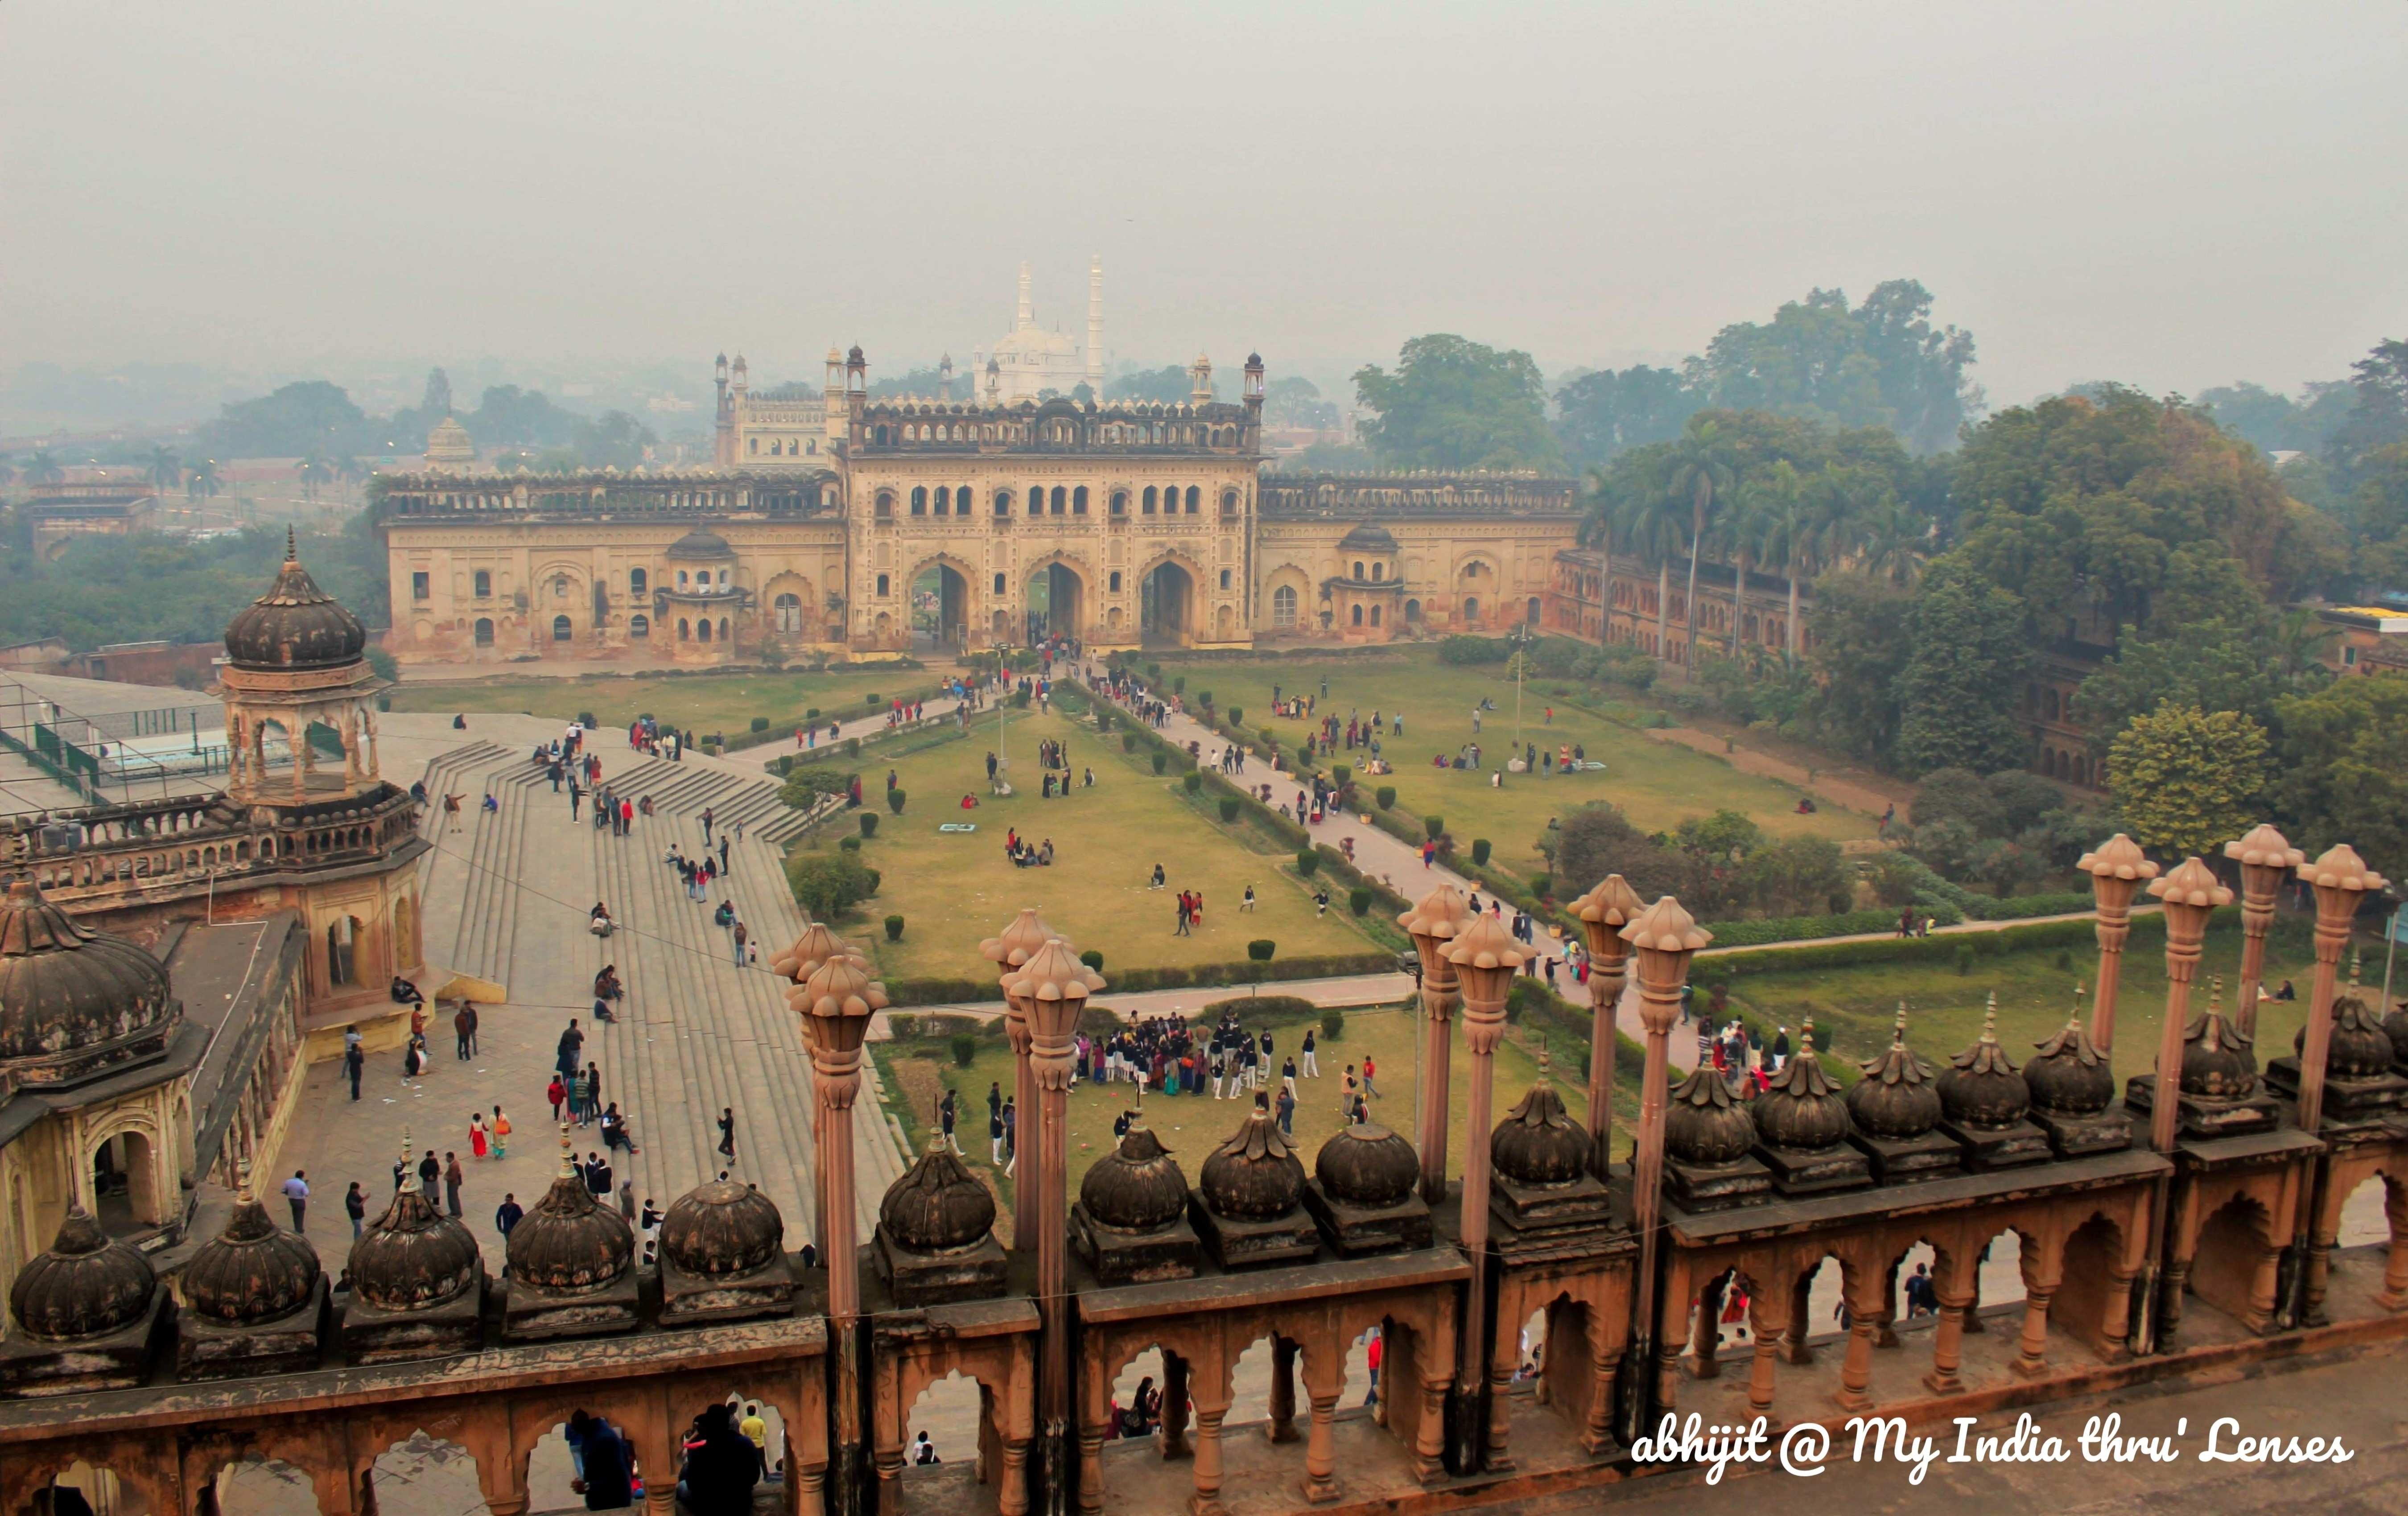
[6,0,2404,409]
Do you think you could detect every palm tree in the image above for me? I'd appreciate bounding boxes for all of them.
[1748,465,1822,665]
[1576,466,1643,650]
[186,458,223,503]
[23,450,64,486]
[1727,461,1799,658]
[2271,606,2340,681]
[144,443,181,497]
[1852,493,1933,587]
[1625,484,1688,661]
[1665,420,1736,671]
[296,453,333,502]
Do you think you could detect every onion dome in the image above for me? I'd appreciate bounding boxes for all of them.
[1081,1119,1191,1232]
[665,530,736,561]
[1490,1047,1592,1186]
[223,530,369,671]
[1847,1005,1943,1139]
[1200,1102,1306,1220]
[1938,994,2032,1128]
[350,1135,482,1310]
[1315,1122,1418,1208]
[2026,986,2114,1116]
[879,1141,997,1254]
[2296,957,2397,1081]
[1753,1021,1851,1149]
[1337,523,1400,555]
[2385,995,2408,1071]
[1666,1066,1757,1165]
[2180,980,2258,1099]
[0,879,178,1086]
[661,1177,785,1277]
[507,1129,634,1290]
[179,1167,322,1325]
[8,1206,156,1341]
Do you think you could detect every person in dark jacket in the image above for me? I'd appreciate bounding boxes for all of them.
[568,1410,633,1510]
[676,1403,759,1516]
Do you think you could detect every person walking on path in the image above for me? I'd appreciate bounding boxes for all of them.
[454,1004,474,1060]
[492,1104,511,1158]
[1301,1027,1319,1078]
[461,1001,480,1057]
[717,1107,737,1159]
[557,1018,585,1079]
[940,1091,961,1155]
[1361,1054,1380,1100]
[470,1112,489,1160]
[581,1064,603,1127]
[344,1038,365,1100]
[495,1193,523,1277]
[732,919,748,966]
[547,1075,568,1123]
[990,1104,1006,1166]
[281,1171,309,1232]
[444,1152,464,1218]
[1283,1056,1299,1097]
[1275,1083,1297,1136]
[1002,1100,1017,1176]
[345,1181,366,1238]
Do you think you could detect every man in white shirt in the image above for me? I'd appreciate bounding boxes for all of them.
[281,1171,309,1232]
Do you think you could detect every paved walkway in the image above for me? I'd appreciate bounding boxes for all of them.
[272,714,907,1275]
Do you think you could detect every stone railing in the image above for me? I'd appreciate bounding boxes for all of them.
[1,784,422,904]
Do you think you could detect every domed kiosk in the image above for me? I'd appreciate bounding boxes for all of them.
[1934,994,2052,1170]
[1071,1116,1201,1284]
[2024,986,2135,1158]
[0,1206,169,1397]
[2126,978,2281,1141]
[341,1137,485,1364]
[1483,1050,1616,1244]
[0,878,183,1090]
[219,531,390,808]
[1662,1059,1774,1211]
[2268,959,2408,1125]
[659,1174,792,1325]
[873,1139,1007,1306]
[1193,1100,1320,1269]
[1301,1119,1432,1256]
[1749,1021,1872,1195]
[502,1128,639,1340]
[1843,1006,1962,1184]
[174,1166,329,1379]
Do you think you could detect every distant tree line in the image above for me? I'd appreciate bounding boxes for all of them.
[196,368,658,473]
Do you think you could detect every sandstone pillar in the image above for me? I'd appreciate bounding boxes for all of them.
[981,908,1055,1261]
[2147,857,2232,1156]
[1443,913,1528,1470]
[2226,825,2303,1039]
[1573,874,1642,1180]
[772,922,853,1265]
[2078,835,2157,1053]
[1617,895,1711,1440]
[1399,886,1469,1204]
[2297,845,2384,1135]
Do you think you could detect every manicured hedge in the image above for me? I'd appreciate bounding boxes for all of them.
[880,952,1399,1006]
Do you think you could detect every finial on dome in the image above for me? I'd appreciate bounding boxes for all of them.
[558,1123,577,1178]
[2208,975,2224,1014]
[398,1128,417,1192]
[1534,1037,1551,1083]
[1982,991,1999,1040]
[1893,1001,1909,1045]
[284,525,298,564]
[234,1160,255,1206]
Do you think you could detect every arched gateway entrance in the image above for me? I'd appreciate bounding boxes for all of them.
[1140,561,1195,647]
[1025,563,1084,644]
[911,564,971,654]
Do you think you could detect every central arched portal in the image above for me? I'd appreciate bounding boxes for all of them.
[911,563,970,653]
[1140,561,1195,647]
[1025,563,1084,645]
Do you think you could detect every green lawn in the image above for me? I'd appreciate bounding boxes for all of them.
[1705,920,2328,1086]
[875,1000,1628,1232]
[812,708,1377,982]
[1171,651,1871,878]
[389,668,936,739]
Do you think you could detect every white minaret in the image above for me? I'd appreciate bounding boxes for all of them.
[1086,256,1105,394]
[1016,261,1035,331]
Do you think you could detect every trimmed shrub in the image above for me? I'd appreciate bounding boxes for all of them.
[1151,752,1168,775]
[806,707,821,720]
[1333,765,1352,786]
[1080,949,1105,972]
[1095,708,1113,732]
[1376,786,1397,810]
[1424,815,1445,840]
[838,835,862,853]
[1295,849,1319,877]
[844,737,861,758]
[859,812,879,838]
[1123,733,1137,752]
[1247,939,1277,962]
[887,788,907,815]
[1955,944,1975,975]
[1203,994,1315,1021]
[950,1034,977,1068]
[1348,887,1372,916]
[866,693,883,708]
[779,764,854,808]
[1532,873,1552,898]
[577,710,598,728]
[1173,676,1186,694]
[1321,1009,1346,1040]
[884,914,906,941]
[1471,838,1493,866]
[1198,690,1212,707]
[1183,771,1203,795]
[750,716,771,733]
[787,852,882,917]
[1219,797,1241,822]
[1228,706,1243,725]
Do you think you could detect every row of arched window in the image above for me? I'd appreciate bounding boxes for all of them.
[875,486,1241,521]
[872,420,1241,449]
[745,436,819,456]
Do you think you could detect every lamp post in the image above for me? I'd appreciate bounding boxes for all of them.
[1007,937,1101,1516]
[2296,845,2385,1135]
[1399,885,1470,1204]
[980,907,1056,1264]
[2129,855,2228,1357]
[788,946,885,1516]
[1443,912,1528,1471]
[2225,824,2304,1040]
[1572,874,1643,1181]
[2078,834,2158,1053]
[991,639,1014,793]
[1617,894,1710,1442]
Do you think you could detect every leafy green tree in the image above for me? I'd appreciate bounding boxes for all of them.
[1262,376,1337,430]
[1894,559,2033,775]
[1106,367,1199,404]
[22,450,65,486]
[1909,767,2005,834]
[2272,676,2408,872]
[1665,418,1737,659]
[2107,703,2271,860]
[786,852,881,918]
[1690,280,1978,454]
[1553,365,1701,467]
[1804,570,1913,763]
[184,458,223,502]
[1550,803,1687,902]
[1352,335,1561,471]
[203,380,375,458]
[144,444,181,496]
[2328,339,2408,486]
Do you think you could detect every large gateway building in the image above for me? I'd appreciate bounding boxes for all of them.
[376,349,1579,663]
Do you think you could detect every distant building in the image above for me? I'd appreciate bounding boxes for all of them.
[2316,603,2408,677]
[971,259,1105,403]
[21,484,157,562]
